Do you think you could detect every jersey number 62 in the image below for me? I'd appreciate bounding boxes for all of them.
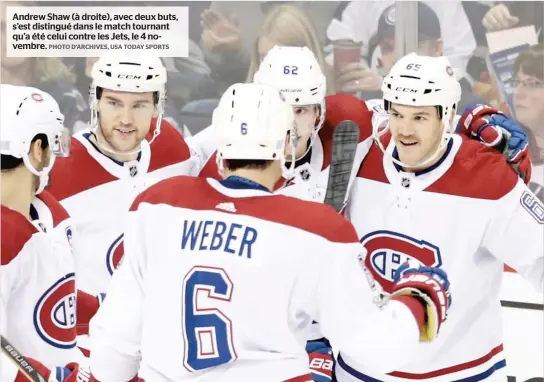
[182,266,238,372]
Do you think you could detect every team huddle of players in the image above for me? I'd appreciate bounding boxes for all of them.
[1,46,542,382]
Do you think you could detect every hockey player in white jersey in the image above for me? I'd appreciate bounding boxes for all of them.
[0,84,84,381]
[339,53,544,381]
[191,46,531,202]
[192,46,376,205]
[88,83,453,382]
[188,45,533,380]
[45,52,199,348]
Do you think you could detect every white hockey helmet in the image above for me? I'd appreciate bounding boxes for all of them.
[89,51,167,153]
[0,84,70,194]
[213,83,296,178]
[377,53,462,168]
[253,46,327,156]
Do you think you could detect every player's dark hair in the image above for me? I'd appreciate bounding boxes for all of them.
[95,86,159,105]
[1,134,49,171]
[224,159,273,171]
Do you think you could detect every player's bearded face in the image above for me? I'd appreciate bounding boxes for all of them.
[97,89,155,153]
[285,105,320,160]
[389,104,443,168]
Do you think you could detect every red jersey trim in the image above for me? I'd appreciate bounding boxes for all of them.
[357,138,518,200]
[147,118,192,172]
[284,373,313,382]
[48,120,191,201]
[131,176,358,244]
[1,206,38,265]
[388,344,504,379]
[37,191,70,227]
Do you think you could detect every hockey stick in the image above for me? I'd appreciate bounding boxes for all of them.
[1,335,47,382]
[323,121,360,213]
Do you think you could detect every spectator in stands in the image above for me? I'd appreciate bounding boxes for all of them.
[326,1,477,98]
[482,2,543,43]
[1,1,88,133]
[513,44,544,168]
[373,3,443,75]
[245,4,336,95]
[181,3,337,135]
[334,2,444,98]
[331,2,482,109]
[200,1,341,93]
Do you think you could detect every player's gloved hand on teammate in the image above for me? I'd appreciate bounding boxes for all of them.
[390,261,451,342]
[13,357,78,382]
[457,104,531,183]
[62,362,91,382]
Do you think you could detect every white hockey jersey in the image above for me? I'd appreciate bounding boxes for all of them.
[498,159,544,381]
[0,192,83,372]
[47,121,199,298]
[339,134,544,382]
[89,176,429,382]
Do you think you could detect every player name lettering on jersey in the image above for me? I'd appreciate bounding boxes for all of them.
[181,220,258,259]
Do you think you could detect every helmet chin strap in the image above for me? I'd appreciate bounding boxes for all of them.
[22,151,55,195]
[282,129,297,179]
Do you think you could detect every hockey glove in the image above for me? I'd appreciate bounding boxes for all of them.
[12,358,74,382]
[63,363,91,382]
[306,338,334,382]
[457,104,531,183]
[391,261,451,342]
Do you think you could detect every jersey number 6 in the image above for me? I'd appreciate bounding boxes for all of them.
[182,266,238,372]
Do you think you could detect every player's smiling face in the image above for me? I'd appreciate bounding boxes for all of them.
[97,89,156,153]
[389,104,443,168]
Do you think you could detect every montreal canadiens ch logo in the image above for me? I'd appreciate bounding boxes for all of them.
[33,273,77,349]
[106,233,125,275]
[361,230,442,292]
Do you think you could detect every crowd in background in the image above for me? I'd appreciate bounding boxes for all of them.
[1,0,543,197]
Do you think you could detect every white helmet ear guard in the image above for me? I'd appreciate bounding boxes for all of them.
[0,84,70,194]
[213,83,297,179]
[376,53,462,168]
[89,51,167,155]
[253,45,327,160]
